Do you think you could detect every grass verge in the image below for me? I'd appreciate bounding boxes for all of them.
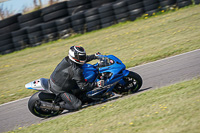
[0,5,200,104]
[8,78,200,133]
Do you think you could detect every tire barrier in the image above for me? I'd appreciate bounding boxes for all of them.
[27,24,43,46]
[98,3,115,28]
[143,0,160,15]
[42,1,68,22]
[0,13,21,54]
[0,0,196,55]
[177,0,192,8]
[0,13,21,30]
[11,28,29,50]
[70,11,86,34]
[127,0,144,21]
[41,21,58,42]
[0,33,14,54]
[18,10,43,28]
[85,8,100,32]
[194,0,200,4]
[113,1,129,23]
[159,0,176,10]
[56,16,71,38]
[0,14,21,35]
[91,0,116,8]
[67,0,91,15]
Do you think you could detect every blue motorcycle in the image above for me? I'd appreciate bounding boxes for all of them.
[26,55,142,118]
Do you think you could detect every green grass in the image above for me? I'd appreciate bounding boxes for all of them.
[0,5,200,104]
[8,78,200,133]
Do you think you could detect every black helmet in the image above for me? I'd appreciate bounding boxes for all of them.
[68,46,86,64]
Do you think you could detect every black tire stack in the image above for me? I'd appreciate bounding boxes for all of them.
[67,0,91,16]
[27,24,43,46]
[113,1,129,23]
[127,0,144,21]
[56,17,71,38]
[41,21,58,42]
[18,10,43,28]
[194,0,200,4]
[70,11,85,34]
[98,3,116,28]
[177,0,193,8]
[0,33,14,54]
[91,0,116,7]
[11,28,29,50]
[0,13,21,34]
[0,14,21,54]
[159,0,176,10]
[84,8,100,32]
[42,1,68,22]
[143,0,160,15]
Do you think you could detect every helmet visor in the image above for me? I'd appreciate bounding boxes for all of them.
[74,53,86,62]
[79,54,86,61]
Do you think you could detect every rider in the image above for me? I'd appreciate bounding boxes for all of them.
[49,46,102,111]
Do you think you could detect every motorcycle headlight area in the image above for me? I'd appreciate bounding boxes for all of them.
[99,72,113,80]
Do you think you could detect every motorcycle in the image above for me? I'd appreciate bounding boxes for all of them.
[25,54,142,118]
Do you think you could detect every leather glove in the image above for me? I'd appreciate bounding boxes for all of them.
[95,52,102,59]
[95,52,101,57]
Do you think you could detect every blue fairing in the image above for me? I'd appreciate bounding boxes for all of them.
[82,55,130,99]
[82,64,98,82]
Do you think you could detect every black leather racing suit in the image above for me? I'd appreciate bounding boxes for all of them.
[49,55,97,110]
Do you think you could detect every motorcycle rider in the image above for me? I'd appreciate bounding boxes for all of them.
[48,46,102,111]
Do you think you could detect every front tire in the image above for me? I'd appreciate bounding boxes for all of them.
[126,71,143,93]
[28,92,63,118]
[114,71,143,94]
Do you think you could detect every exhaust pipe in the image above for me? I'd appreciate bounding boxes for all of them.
[40,101,61,111]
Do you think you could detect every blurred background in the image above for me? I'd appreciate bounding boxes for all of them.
[0,0,65,20]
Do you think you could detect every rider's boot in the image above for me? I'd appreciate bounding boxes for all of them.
[59,101,81,112]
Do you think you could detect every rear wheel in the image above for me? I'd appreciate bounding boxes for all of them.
[28,92,63,118]
[114,71,143,94]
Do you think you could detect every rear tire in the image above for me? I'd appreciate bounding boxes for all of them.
[28,92,63,118]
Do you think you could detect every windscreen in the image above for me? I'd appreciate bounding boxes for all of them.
[98,57,114,67]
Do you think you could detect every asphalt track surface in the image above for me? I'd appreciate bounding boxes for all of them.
[0,49,200,133]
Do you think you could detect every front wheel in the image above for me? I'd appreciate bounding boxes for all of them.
[114,71,143,94]
[28,92,63,118]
